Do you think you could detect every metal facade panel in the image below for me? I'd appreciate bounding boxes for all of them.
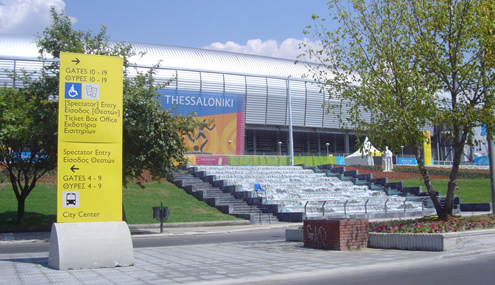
[266,78,287,125]
[154,68,176,87]
[224,74,246,95]
[200,72,224,93]
[339,103,355,129]
[176,70,201,91]
[323,99,342,129]
[245,77,267,124]
[0,58,50,88]
[305,84,325,127]
[289,80,306,127]
[126,66,177,89]
[0,59,15,87]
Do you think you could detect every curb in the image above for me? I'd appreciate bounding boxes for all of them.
[128,220,250,229]
[0,220,252,244]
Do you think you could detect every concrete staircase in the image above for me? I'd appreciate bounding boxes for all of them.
[172,170,279,224]
[189,165,434,221]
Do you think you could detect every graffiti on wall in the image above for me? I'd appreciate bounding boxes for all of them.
[305,224,328,249]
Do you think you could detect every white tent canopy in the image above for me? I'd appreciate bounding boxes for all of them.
[345,137,381,166]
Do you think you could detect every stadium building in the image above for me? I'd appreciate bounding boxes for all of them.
[0,36,484,165]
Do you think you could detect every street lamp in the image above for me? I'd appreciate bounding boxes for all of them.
[401,146,404,157]
[228,140,232,156]
[278,141,282,156]
[326,143,330,156]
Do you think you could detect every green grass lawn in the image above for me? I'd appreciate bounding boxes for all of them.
[394,178,492,203]
[122,183,241,224]
[0,182,240,231]
[0,184,57,231]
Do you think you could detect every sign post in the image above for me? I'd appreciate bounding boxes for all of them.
[49,52,133,270]
[56,52,123,222]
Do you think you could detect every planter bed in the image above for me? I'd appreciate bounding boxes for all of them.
[368,229,495,251]
[286,228,495,251]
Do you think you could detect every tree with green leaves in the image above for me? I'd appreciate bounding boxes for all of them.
[480,1,495,67]
[300,0,495,219]
[0,79,58,225]
[0,7,200,225]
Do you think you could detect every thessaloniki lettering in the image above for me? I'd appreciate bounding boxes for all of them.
[163,95,234,108]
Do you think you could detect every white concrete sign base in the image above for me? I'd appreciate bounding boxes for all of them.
[48,221,134,270]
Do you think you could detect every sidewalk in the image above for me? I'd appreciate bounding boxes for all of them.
[1,221,495,284]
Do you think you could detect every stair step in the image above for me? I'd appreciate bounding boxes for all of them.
[172,170,280,224]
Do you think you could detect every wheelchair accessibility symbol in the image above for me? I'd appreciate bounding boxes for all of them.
[65,82,82,99]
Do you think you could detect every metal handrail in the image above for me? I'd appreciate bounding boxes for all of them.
[301,197,430,217]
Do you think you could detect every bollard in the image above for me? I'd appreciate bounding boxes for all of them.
[152,202,170,233]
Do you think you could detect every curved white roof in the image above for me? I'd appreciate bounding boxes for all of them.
[0,36,40,59]
[0,36,311,79]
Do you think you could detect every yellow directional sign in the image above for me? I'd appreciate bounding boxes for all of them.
[424,131,432,165]
[57,52,123,223]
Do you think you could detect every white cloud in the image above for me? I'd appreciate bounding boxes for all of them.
[0,0,68,35]
[204,38,320,62]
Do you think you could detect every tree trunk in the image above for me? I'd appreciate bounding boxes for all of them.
[122,203,127,222]
[412,143,449,219]
[8,166,37,226]
[443,136,465,218]
[17,196,26,225]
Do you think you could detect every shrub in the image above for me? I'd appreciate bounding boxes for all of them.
[349,165,490,179]
[369,215,495,233]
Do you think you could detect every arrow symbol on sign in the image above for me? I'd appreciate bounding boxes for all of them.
[72,58,80,65]
[70,165,79,172]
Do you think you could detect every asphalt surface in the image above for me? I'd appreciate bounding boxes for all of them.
[0,224,289,254]
[1,221,495,285]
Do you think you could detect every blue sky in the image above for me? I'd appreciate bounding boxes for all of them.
[0,0,329,60]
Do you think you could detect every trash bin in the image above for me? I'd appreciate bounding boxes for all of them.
[153,207,161,220]
[153,203,170,233]
[153,206,170,220]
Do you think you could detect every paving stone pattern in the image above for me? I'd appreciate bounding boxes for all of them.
[0,240,444,285]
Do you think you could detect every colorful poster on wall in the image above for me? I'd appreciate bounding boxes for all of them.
[159,89,245,155]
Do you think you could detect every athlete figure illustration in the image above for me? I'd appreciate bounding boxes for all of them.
[188,119,216,153]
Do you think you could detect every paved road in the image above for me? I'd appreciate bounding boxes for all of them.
[0,226,291,254]
[240,250,495,285]
[133,227,288,248]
